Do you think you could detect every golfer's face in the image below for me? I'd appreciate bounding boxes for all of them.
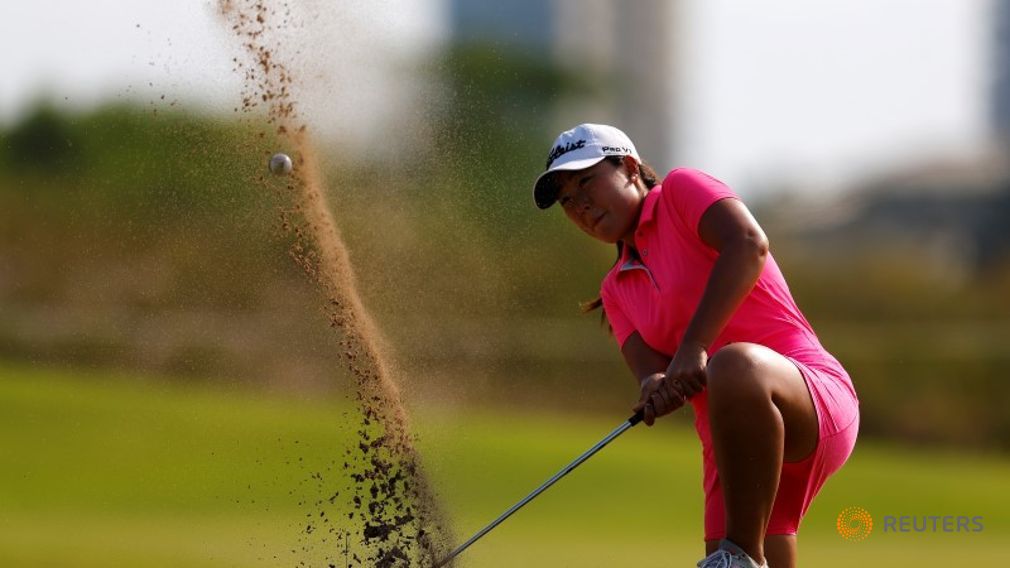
[555,159,640,244]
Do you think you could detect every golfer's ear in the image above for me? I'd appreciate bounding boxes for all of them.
[622,155,639,178]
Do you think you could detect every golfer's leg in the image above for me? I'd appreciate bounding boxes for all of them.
[705,343,818,566]
[705,539,719,555]
[763,535,796,568]
[706,536,796,568]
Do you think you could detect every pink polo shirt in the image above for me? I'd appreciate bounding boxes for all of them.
[600,167,824,356]
[599,167,856,427]
[599,168,860,540]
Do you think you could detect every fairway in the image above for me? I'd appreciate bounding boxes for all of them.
[1,362,1007,566]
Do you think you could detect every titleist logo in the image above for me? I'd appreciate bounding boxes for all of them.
[545,139,586,168]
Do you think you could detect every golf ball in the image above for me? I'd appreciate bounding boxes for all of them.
[269,152,293,175]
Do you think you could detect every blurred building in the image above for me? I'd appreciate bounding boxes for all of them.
[769,1,1010,279]
[993,0,1010,146]
[449,0,553,50]
[448,0,682,166]
[774,158,1010,282]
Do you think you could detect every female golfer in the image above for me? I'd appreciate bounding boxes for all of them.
[533,124,859,568]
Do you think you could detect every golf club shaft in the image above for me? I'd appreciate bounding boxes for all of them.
[434,410,644,567]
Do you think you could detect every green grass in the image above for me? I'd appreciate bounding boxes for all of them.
[1,362,1007,567]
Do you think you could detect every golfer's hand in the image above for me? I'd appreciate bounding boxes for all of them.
[633,373,685,426]
[665,340,709,399]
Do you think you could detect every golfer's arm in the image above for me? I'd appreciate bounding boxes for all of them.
[680,198,769,350]
[620,332,671,386]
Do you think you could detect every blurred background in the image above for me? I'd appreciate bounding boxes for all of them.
[2,0,1008,566]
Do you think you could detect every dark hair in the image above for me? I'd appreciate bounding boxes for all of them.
[580,156,660,334]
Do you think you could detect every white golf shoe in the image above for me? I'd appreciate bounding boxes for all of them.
[696,539,769,568]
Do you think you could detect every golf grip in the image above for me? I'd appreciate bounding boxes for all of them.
[629,408,645,426]
[434,410,645,567]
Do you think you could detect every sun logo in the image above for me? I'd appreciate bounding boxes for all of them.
[836,506,873,541]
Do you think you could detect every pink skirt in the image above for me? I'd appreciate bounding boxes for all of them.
[696,355,860,541]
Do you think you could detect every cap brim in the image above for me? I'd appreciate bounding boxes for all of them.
[532,156,607,209]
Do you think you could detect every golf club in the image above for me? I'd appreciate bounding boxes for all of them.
[434,409,645,567]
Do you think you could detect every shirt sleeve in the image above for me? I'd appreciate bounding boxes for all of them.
[600,283,635,349]
[661,168,739,239]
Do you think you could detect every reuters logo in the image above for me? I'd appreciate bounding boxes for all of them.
[837,506,873,541]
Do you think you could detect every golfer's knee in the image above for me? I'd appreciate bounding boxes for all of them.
[707,343,767,403]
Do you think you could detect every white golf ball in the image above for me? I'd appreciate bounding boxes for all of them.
[269,153,293,175]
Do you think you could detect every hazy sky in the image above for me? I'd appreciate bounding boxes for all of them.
[1,0,992,195]
[680,0,990,193]
[1,1,445,149]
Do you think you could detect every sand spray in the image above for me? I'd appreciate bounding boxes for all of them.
[219,1,453,565]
